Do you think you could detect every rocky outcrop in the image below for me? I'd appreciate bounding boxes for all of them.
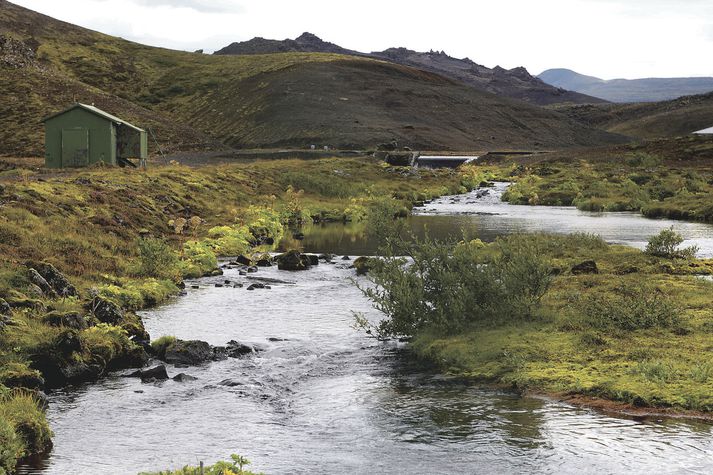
[43,311,87,330]
[86,295,124,325]
[156,339,258,366]
[26,262,78,298]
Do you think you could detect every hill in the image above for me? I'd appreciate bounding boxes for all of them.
[0,1,626,157]
[216,34,605,106]
[550,91,713,139]
[539,68,713,103]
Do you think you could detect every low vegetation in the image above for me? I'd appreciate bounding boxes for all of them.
[140,454,257,475]
[360,226,713,413]
[495,136,713,223]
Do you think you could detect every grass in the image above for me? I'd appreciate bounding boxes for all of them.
[406,234,713,412]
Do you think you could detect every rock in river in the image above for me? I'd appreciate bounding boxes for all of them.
[164,340,214,365]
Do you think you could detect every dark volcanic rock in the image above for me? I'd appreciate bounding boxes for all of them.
[0,298,10,315]
[571,260,599,275]
[234,255,252,266]
[276,250,312,271]
[172,373,198,382]
[27,261,78,297]
[43,311,87,330]
[28,268,56,298]
[140,365,169,382]
[164,340,213,366]
[86,295,124,325]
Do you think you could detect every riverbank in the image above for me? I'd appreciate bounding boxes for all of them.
[402,233,713,416]
[482,135,713,223]
[0,157,476,471]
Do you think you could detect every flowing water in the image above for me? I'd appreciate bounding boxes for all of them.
[20,185,713,475]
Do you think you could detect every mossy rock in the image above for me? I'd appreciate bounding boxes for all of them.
[0,363,45,390]
[276,250,312,271]
[0,298,10,315]
[42,311,87,330]
[353,256,376,276]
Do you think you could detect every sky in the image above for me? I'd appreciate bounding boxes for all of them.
[11,0,713,79]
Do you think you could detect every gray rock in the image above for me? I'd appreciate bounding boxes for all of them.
[172,373,198,382]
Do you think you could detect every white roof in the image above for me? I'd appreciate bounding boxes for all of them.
[693,126,713,134]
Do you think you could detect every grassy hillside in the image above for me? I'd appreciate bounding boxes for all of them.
[550,92,713,139]
[0,0,627,156]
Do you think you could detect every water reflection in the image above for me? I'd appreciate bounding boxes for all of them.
[285,184,713,258]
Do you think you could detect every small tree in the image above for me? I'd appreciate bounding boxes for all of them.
[645,227,698,259]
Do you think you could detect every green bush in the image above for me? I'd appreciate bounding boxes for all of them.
[579,283,680,330]
[358,229,552,337]
[645,227,698,259]
[137,238,180,280]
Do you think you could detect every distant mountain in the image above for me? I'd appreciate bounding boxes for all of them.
[539,68,713,103]
[215,34,605,106]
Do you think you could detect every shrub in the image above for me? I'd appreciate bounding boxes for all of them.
[358,227,552,337]
[579,283,680,330]
[644,227,699,259]
[137,238,180,280]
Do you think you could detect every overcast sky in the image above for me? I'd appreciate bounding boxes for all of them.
[12,0,713,79]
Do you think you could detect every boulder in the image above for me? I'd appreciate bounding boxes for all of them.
[234,255,252,266]
[246,283,265,291]
[56,329,83,355]
[256,258,272,267]
[43,311,87,330]
[163,339,214,366]
[140,365,169,382]
[341,256,351,261]
[0,298,10,315]
[276,250,312,271]
[172,373,198,382]
[226,340,256,357]
[305,254,319,266]
[571,260,599,275]
[26,262,78,297]
[86,295,124,325]
[28,269,56,298]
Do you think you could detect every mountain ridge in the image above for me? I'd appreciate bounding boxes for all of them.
[215,33,605,106]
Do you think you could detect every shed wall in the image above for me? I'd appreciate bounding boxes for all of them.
[44,108,116,168]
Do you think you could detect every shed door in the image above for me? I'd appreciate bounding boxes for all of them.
[61,128,89,167]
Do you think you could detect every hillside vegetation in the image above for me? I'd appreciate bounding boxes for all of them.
[550,92,713,139]
[0,0,626,156]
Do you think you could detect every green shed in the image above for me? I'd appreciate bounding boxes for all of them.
[43,103,148,168]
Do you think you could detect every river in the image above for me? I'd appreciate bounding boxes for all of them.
[19,185,713,474]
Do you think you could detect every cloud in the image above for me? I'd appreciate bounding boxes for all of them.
[129,0,244,13]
